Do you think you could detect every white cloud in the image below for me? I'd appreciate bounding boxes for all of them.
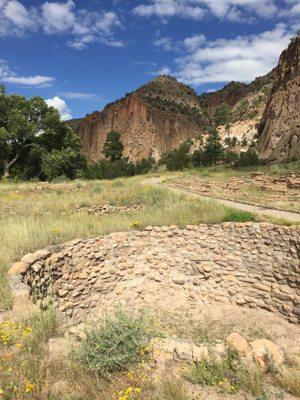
[61,92,99,100]
[46,96,72,120]
[174,24,294,85]
[134,61,157,66]
[42,0,75,34]
[153,36,174,50]
[149,65,171,75]
[133,0,296,21]
[0,0,123,49]
[0,60,54,86]
[183,34,205,50]
[3,0,32,28]
[134,0,205,20]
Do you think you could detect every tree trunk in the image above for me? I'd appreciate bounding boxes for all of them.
[4,151,19,178]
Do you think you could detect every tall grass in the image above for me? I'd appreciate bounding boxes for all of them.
[0,177,234,309]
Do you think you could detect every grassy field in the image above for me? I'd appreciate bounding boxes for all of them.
[1,165,298,311]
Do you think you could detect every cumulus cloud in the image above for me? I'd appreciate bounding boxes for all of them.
[0,0,123,49]
[46,96,72,120]
[133,0,296,21]
[134,0,205,20]
[0,60,54,86]
[174,24,294,85]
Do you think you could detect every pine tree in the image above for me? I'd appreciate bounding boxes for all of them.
[103,131,124,162]
[202,128,224,166]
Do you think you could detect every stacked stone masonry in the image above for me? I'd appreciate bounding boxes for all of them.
[10,223,300,327]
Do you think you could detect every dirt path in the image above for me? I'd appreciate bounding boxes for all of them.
[145,176,300,224]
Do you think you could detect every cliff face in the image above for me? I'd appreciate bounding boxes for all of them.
[71,76,207,162]
[257,35,300,161]
[74,89,206,162]
[198,82,248,114]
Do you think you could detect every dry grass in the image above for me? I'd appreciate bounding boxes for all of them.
[277,366,300,397]
[160,376,189,400]
[0,176,235,309]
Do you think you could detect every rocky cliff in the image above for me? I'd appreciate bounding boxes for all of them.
[71,76,207,162]
[256,35,300,161]
[70,37,299,163]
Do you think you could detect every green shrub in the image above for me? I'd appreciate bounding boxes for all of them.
[72,310,153,377]
[223,150,238,165]
[42,148,86,181]
[224,210,256,222]
[234,150,261,168]
[165,141,191,171]
[188,349,243,394]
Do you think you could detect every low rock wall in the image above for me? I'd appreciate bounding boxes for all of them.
[9,223,300,326]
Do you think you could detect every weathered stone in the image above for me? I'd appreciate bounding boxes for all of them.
[10,222,299,327]
[226,333,249,356]
[8,261,27,276]
[251,339,284,369]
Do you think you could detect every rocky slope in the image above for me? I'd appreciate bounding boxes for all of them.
[70,37,299,163]
[70,76,207,163]
[198,70,276,148]
[256,35,300,161]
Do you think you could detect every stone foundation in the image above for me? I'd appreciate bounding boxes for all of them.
[9,223,300,327]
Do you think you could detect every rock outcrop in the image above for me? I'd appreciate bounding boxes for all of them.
[70,76,207,163]
[257,35,300,161]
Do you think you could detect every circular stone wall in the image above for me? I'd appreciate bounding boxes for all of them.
[10,223,300,327]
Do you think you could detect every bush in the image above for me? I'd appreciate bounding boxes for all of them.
[224,210,256,222]
[234,150,261,168]
[224,136,238,148]
[188,349,243,394]
[192,149,204,168]
[223,150,238,165]
[73,310,152,377]
[134,157,155,174]
[85,157,155,180]
[165,141,191,171]
[188,349,265,396]
[42,147,86,181]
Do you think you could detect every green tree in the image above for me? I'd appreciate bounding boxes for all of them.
[202,128,224,166]
[103,131,124,162]
[0,87,84,179]
[165,140,191,171]
[224,136,238,148]
[223,150,238,165]
[213,103,230,126]
[192,149,204,167]
[42,148,86,181]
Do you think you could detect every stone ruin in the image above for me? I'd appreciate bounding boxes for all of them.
[9,223,300,330]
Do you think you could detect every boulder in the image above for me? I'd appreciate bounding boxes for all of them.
[226,332,249,356]
[251,339,284,369]
[8,261,27,276]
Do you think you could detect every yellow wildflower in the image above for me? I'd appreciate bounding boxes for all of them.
[24,381,35,393]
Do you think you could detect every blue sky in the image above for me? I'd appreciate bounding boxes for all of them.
[0,0,299,119]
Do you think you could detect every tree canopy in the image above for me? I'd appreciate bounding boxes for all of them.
[103,131,124,162]
[0,87,85,180]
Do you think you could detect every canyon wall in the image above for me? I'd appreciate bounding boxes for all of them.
[73,95,204,162]
[257,36,300,161]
